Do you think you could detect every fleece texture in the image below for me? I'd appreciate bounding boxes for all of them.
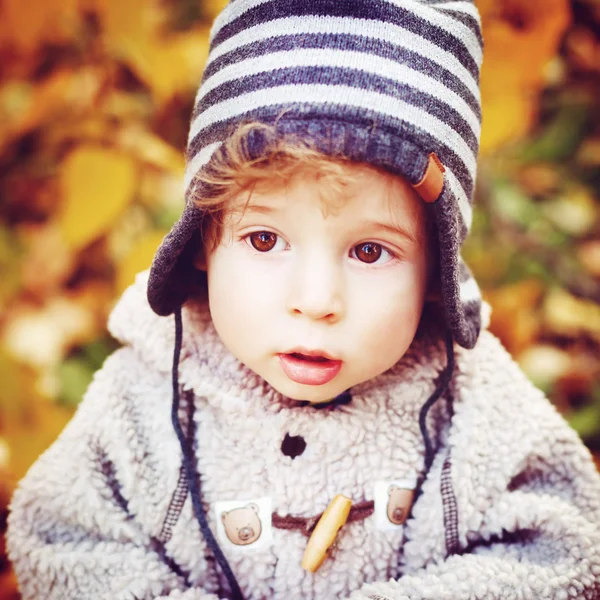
[8,271,600,600]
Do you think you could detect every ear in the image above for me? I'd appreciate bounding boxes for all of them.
[248,503,259,513]
[193,249,207,271]
[425,288,441,303]
[388,485,399,496]
[424,266,441,303]
[221,511,228,522]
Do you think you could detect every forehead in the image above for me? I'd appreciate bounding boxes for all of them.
[226,163,426,234]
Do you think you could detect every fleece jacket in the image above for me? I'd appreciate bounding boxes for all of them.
[7,271,600,600]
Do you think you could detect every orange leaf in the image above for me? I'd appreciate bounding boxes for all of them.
[0,68,105,154]
[0,0,79,53]
[94,0,209,102]
[578,241,600,278]
[486,280,544,356]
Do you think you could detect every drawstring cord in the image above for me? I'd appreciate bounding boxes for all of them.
[418,329,455,472]
[171,306,244,600]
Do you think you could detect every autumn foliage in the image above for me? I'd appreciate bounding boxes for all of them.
[1,1,599,597]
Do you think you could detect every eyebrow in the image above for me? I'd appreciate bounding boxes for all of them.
[243,204,275,214]
[364,221,418,244]
[232,205,418,243]
[229,203,276,217]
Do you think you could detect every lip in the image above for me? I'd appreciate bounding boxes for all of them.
[277,349,342,386]
[285,347,340,361]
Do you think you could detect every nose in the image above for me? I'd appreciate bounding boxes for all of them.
[287,253,344,322]
[239,527,254,541]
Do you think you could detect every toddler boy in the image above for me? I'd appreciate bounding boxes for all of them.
[8,1,600,599]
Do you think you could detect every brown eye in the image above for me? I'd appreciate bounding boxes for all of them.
[353,242,383,264]
[249,231,278,252]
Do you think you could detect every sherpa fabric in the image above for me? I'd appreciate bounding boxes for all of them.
[147,0,484,349]
[8,272,600,599]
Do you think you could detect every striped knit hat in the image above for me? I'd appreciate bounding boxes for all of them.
[147,0,484,350]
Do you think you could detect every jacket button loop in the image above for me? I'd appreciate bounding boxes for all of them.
[301,495,352,572]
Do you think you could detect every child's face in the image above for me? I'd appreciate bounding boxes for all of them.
[204,165,429,403]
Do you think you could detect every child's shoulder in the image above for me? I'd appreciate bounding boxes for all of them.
[452,323,580,451]
[452,302,538,396]
[108,270,176,369]
[72,271,187,441]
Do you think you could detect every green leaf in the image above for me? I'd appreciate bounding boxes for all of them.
[519,101,591,163]
[0,224,22,311]
[58,358,95,407]
[569,403,600,440]
[491,181,540,229]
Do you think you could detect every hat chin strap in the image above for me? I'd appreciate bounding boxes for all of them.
[418,329,455,472]
[171,306,244,600]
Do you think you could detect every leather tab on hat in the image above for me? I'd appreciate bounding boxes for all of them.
[413,153,445,203]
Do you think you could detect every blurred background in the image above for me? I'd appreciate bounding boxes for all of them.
[0,0,599,597]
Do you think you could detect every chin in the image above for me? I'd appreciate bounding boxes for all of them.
[269,378,346,404]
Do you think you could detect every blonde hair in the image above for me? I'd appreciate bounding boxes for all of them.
[191,122,373,250]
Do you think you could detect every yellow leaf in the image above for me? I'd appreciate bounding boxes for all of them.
[5,402,73,480]
[117,126,185,174]
[94,0,209,102]
[3,299,97,369]
[518,344,571,389]
[59,147,137,249]
[477,0,571,153]
[203,0,229,21]
[120,28,210,103]
[24,67,105,128]
[577,138,600,167]
[144,29,210,102]
[0,81,33,151]
[543,187,597,236]
[116,231,168,295]
[544,290,600,341]
[517,163,560,197]
[20,223,76,297]
[0,351,72,481]
[478,0,571,75]
[480,92,534,154]
[0,0,79,53]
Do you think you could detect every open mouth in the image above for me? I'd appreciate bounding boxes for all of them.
[289,353,331,363]
[278,351,342,386]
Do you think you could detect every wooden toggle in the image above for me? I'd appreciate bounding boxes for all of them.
[301,494,352,573]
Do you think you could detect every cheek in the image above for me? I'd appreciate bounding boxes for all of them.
[351,266,427,352]
[206,249,241,337]
[206,248,282,337]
